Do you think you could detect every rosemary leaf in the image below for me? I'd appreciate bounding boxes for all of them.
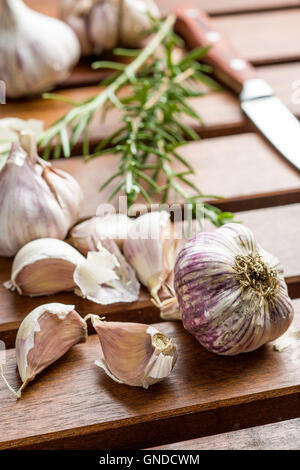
[40,15,235,227]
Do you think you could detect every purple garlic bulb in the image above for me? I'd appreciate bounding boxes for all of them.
[174,223,294,355]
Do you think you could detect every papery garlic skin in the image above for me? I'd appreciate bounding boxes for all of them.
[88,315,177,388]
[121,0,160,47]
[123,211,177,303]
[60,0,160,56]
[16,303,87,396]
[174,223,294,356]
[0,0,80,98]
[74,239,140,304]
[0,118,43,159]
[0,137,83,257]
[8,238,85,296]
[69,214,133,254]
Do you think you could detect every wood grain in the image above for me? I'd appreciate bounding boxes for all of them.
[150,418,300,449]
[2,61,300,143]
[214,9,300,65]
[236,203,300,279]
[24,0,300,17]
[0,302,299,450]
[51,133,300,219]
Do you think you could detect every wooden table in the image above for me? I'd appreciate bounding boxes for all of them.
[0,0,300,450]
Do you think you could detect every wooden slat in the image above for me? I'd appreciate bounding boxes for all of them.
[151,418,300,449]
[51,134,300,218]
[0,201,300,349]
[2,62,300,142]
[25,4,300,65]
[214,9,300,65]
[24,0,300,18]
[0,301,299,450]
[236,203,300,280]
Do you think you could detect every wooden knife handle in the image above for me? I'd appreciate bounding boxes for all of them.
[175,5,257,93]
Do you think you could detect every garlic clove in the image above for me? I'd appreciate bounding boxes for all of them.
[121,0,161,47]
[41,165,83,229]
[69,213,133,255]
[15,303,87,397]
[0,0,80,98]
[7,238,85,297]
[74,239,140,304]
[89,0,119,53]
[0,134,82,257]
[60,0,160,55]
[123,211,178,304]
[64,14,94,56]
[272,326,300,352]
[0,143,66,256]
[87,315,177,388]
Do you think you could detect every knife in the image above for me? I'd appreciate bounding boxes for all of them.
[175,5,300,171]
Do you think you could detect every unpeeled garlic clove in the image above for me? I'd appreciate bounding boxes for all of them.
[89,0,119,52]
[60,0,160,56]
[123,211,178,304]
[74,239,140,304]
[86,315,177,388]
[0,0,80,98]
[120,0,161,47]
[15,303,87,397]
[0,133,83,257]
[69,213,133,255]
[6,238,85,297]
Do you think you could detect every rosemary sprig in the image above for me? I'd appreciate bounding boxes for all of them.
[39,15,235,227]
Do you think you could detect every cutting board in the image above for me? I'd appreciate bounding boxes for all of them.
[0,0,299,449]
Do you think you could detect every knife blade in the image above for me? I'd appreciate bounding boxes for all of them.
[175,5,300,171]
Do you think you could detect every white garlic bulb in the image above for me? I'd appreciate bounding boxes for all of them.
[60,0,160,56]
[0,133,83,257]
[0,0,80,98]
[174,223,294,356]
[87,315,177,388]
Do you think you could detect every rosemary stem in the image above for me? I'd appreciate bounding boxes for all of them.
[38,14,176,147]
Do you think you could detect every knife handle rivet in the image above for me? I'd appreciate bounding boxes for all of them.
[230,58,247,70]
[205,31,221,43]
[186,8,198,18]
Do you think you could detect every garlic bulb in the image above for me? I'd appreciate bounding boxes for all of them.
[69,213,133,255]
[74,239,140,304]
[0,133,83,257]
[0,0,80,98]
[14,303,87,397]
[86,315,177,388]
[6,238,85,296]
[60,0,160,56]
[123,211,177,304]
[174,223,294,356]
